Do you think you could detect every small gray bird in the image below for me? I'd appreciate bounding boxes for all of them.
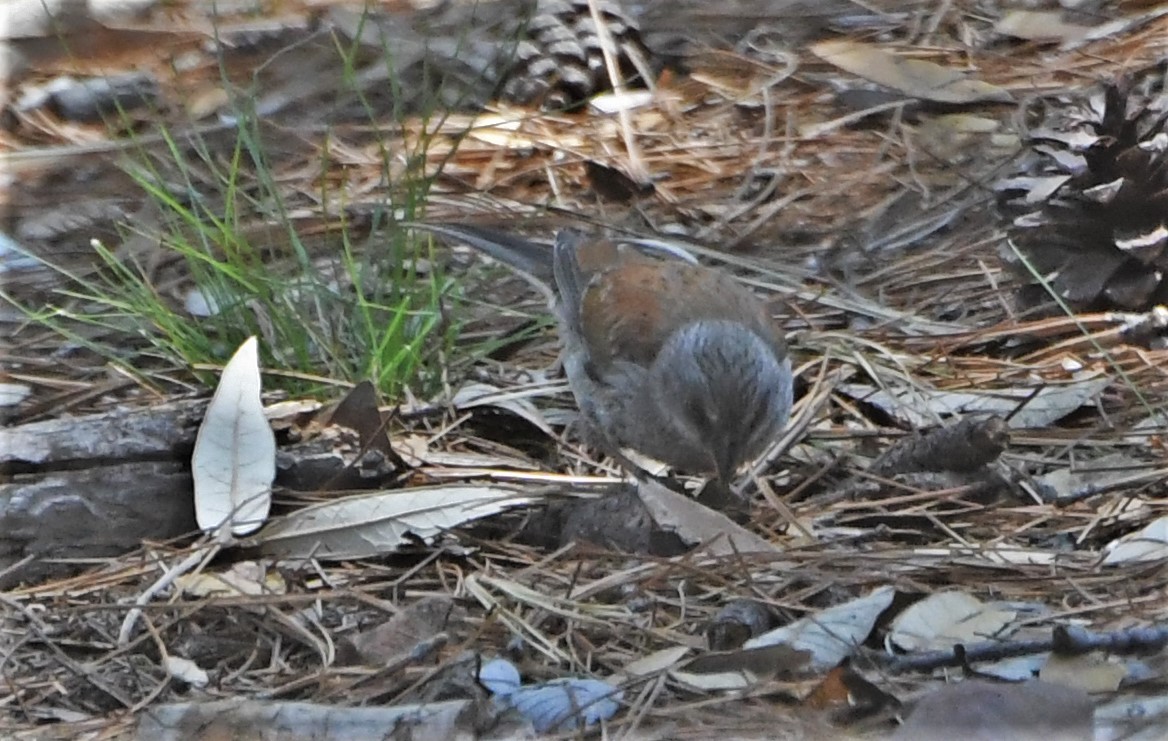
[411,223,794,489]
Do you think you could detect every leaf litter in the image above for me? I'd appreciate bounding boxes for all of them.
[3,0,1168,739]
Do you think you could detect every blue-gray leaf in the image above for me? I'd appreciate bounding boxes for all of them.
[479,658,522,698]
[508,678,622,733]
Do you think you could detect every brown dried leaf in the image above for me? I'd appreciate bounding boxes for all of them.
[810,39,1012,104]
[895,680,1094,740]
[337,596,462,667]
[634,478,781,556]
[674,643,812,690]
[994,11,1093,42]
[1040,653,1127,694]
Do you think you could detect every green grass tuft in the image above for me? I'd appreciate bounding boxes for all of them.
[2,6,514,401]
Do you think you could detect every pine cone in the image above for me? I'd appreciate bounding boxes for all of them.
[997,64,1168,311]
[501,0,657,109]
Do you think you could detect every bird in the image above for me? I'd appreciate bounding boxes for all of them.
[409,222,794,495]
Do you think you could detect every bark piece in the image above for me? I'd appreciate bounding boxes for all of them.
[0,462,196,587]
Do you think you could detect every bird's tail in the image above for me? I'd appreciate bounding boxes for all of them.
[402,222,555,284]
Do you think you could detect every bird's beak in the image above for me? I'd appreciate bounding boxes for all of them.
[714,447,738,486]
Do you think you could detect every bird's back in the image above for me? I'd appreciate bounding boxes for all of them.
[552,230,785,371]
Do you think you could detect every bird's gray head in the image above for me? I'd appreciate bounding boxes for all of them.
[650,320,793,480]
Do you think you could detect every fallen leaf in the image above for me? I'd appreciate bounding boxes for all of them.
[805,665,899,715]
[319,380,403,468]
[810,39,1011,104]
[744,586,895,671]
[507,679,622,733]
[837,375,1109,428]
[0,382,31,407]
[480,658,622,733]
[175,561,285,598]
[1103,515,1168,564]
[895,679,1094,740]
[994,10,1093,42]
[183,287,220,317]
[453,382,554,437]
[338,596,460,666]
[889,591,1016,652]
[617,646,691,680]
[671,643,813,691]
[192,336,275,537]
[479,658,522,696]
[163,656,209,688]
[588,89,654,114]
[1040,653,1127,693]
[668,666,754,692]
[635,478,782,556]
[1039,454,1162,503]
[252,485,535,559]
[978,654,1048,682]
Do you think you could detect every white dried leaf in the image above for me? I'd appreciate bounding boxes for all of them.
[1038,454,1160,502]
[836,375,1109,428]
[254,485,535,559]
[589,89,653,113]
[743,586,895,670]
[184,288,221,317]
[175,561,286,598]
[668,667,753,691]
[1103,516,1168,565]
[452,382,554,436]
[618,646,691,679]
[163,656,209,687]
[889,591,1016,652]
[0,382,31,407]
[192,336,275,537]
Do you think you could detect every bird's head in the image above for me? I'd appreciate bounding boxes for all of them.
[650,320,793,481]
